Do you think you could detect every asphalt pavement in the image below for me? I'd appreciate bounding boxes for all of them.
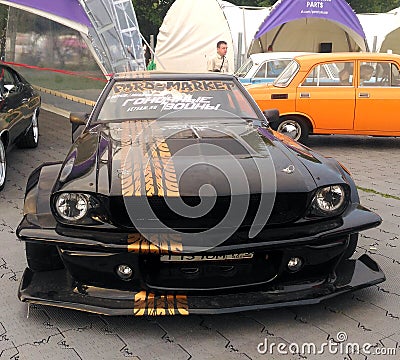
[0,110,399,359]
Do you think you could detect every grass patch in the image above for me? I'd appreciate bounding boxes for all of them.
[357,186,400,201]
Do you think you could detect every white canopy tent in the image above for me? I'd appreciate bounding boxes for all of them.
[358,9,400,54]
[218,1,270,68]
[155,0,370,73]
[155,0,234,73]
[155,0,269,72]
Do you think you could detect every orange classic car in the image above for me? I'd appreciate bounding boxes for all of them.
[247,52,400,143]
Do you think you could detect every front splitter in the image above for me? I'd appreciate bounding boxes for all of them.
[18,254,385,316]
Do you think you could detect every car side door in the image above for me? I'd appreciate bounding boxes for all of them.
[295,61,356,132]
[354,60,400,132]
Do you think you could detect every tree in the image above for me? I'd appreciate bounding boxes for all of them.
[132,0,175,40]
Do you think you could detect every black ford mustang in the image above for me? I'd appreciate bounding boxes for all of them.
[17,72,384,316]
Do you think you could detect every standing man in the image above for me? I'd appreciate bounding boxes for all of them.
[207,40,229,73]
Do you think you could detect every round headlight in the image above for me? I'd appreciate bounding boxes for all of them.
[314,185,346,214]
[55,193,89,221]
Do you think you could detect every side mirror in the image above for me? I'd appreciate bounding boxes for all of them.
[263,109,279,125]
[70,112,88,126]
[70,112,88,143]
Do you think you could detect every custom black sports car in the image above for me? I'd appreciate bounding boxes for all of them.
[17,72,384,315]
[0,63,41,190]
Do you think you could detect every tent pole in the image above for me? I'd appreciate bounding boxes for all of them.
[236,32,243,71]
[270,23,285,50]
[344,32,353,52]
[138,32,166,70]
[242,8,247,59]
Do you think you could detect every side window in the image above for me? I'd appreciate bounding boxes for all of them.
[336,62,354,86]
[389,63,400,86]
[365,62,400,87]
[358,61,381,87]
[1,68,18,94]
[254,63,267,78]
[301,62,354,87]
[301,64,329,86]
[266,60,289,78]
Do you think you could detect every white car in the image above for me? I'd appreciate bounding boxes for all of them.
[236,52,311,85]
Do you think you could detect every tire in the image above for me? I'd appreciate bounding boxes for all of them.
[25,242,64,271]
[17,108,39,148]
[343,233,358,259]
[0,140,6,191]
[275,116,309,144]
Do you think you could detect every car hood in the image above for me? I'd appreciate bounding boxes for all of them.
[55,119,339,197]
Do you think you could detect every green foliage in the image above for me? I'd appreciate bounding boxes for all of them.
[351,0,400,13]
[131,0,175,40]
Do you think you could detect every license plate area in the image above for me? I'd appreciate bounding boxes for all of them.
[142,251,280,292]
[160,252,254,263]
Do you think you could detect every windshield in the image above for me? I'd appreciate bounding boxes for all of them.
[273,60,299,87]
[97,79,259,122]
[235,58,253,77]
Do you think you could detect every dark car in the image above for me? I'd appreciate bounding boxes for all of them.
[0,63,41,190]
[17,72,384,316]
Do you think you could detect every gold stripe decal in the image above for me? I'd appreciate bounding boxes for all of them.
[133,291,189,316]
[127,233,183,254]
[119,121,180,197]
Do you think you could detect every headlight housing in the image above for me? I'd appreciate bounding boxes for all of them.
[53,192,102,224]
[310,185,348,217]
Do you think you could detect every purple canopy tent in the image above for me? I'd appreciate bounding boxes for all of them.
[0,0,91,32]
[0,0,146,73]
[250,0,367,54]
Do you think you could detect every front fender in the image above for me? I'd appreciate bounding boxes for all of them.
[23,162,62,216]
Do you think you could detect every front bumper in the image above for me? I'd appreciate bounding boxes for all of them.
[19,254,384,316]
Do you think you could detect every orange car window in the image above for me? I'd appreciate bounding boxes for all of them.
[302,61,354,87]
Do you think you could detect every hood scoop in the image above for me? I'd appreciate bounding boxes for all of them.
[165,126,252,157]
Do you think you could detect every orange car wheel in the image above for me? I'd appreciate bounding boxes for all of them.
[276,116,309,144]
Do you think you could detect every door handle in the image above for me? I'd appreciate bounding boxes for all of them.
[21,98,29,103]
[300,92,310,98]
[358,93,370,98]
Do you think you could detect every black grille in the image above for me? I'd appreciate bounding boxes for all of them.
[108,193,311,231]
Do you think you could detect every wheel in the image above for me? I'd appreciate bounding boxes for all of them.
[0,140,6,191]
[276,116,309,143]
[343,233,358,259]
[25,242,64,271]
[17,108,39,148]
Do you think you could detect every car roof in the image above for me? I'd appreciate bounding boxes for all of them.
[113,71,234,81]
[292,52,400,65]
[249,52,312,62]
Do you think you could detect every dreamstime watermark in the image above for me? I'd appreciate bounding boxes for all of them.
[257,331,397,356]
